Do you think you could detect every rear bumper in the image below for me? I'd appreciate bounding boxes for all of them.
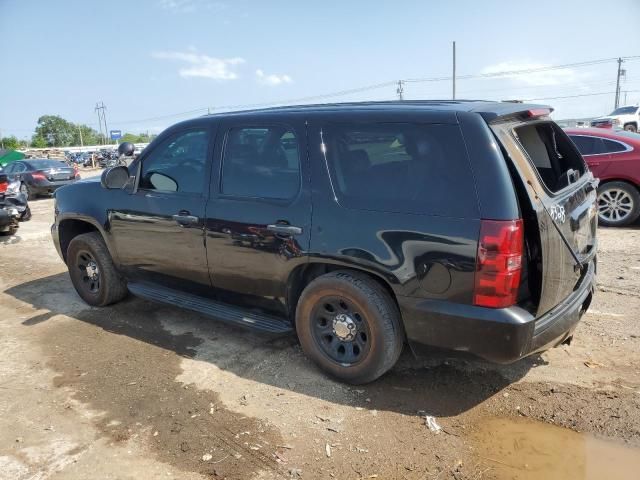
[400,260,596,363]
[30,179,76,195]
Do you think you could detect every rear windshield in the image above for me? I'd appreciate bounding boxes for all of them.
[513,122,586,193]
[28,160,68,169]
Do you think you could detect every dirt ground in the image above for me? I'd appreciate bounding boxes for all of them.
[1,191,639,480]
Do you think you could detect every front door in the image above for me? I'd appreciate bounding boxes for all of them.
[205,116,311,313]
[109,127,214,290]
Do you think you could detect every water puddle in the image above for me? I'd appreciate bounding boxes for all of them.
[474,417,640,479]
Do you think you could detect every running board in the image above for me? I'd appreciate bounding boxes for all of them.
[127,282,293,334]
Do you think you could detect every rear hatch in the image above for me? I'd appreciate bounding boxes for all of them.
[490,112,597,316]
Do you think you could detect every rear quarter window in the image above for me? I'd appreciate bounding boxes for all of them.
[322,123,478,217]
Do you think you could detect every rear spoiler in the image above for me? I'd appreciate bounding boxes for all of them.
[472,103,554,123]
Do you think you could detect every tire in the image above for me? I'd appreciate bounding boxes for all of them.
[67,232,128,306]
[20,182,34,201]
[597,181,640,227]
[20,206,31,222]
[296,270,403,384]
[624,123,637,133]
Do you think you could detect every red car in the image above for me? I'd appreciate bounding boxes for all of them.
[565,128,640,226]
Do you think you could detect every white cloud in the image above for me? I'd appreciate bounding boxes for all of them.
[255,69,293,86]
[481,61,587,87]
[158,0,226,13]
[152,50,245,80]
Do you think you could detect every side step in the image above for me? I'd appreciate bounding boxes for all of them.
[127,282,293,334]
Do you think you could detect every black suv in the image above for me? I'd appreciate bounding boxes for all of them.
[52,101,597,384]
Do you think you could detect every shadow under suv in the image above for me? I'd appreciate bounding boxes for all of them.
[52,101,597,384]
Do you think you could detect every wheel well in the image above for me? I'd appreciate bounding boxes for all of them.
[286,263,400,320]
[598,178,640,193]
[623,121,637,127]
[58,219,99,263]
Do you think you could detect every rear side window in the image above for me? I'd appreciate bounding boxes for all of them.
[222,126,300,199]
[601,139,627,153]
[568,135,604,156]
[514,122,586,193]
[322,123,477,216]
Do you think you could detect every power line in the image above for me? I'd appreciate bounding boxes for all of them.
[525,89,640,102]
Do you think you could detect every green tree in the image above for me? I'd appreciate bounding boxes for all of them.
[71,124,101,146]
[120,133,140,143]
[33,115,75,147]
[0,135,19,150]
[31,136,48,148]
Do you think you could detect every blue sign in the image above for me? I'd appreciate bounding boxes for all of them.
[110,130,122,140]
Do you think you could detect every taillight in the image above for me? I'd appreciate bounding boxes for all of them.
[0,180,7,193]
[73,165,79,176]
[474,219,524,308]
[32,172,47,181]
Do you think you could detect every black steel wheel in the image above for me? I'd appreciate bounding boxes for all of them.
[67,232,127,306]
[310,295,372,366]
[296,270,404,384]
[76,250,101,294]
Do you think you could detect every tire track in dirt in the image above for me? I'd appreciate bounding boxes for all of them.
[36,302,286,479]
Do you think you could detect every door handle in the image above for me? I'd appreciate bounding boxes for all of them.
[172,211,199,225]
[267,224,303,236]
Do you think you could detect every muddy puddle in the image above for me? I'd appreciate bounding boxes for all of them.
[474,417,640,479]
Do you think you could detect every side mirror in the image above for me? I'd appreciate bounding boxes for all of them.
[101,166,130,189]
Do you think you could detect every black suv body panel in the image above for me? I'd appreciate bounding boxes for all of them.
[52,100,596,365]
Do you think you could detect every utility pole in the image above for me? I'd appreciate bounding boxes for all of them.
[614,57,624,109]
[95,101,109,144]
[77,125,84,148]
[452,41,456,100]
[396,80,404,101]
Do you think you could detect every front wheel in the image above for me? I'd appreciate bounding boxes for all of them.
[597,181,640,227]
[296,271,403,384]
[67,232,128,306]
[624,123,637,133]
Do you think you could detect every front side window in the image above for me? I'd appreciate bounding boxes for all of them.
[139,130,209,194]
[568,135,604,156]
[322,123,476,216]
[221,126,300,199]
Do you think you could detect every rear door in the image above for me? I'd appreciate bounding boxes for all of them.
[492,119,597,316]
[205,115,311,310]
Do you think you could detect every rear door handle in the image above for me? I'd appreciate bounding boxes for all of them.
[266,224,302,236]
[172,211,199,225]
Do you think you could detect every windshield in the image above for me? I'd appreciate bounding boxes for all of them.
[28,160,68,169]
[610,106,638,115]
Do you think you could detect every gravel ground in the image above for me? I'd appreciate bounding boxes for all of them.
[0,194,638,479]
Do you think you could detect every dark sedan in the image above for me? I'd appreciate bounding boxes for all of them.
[2,159,80,199]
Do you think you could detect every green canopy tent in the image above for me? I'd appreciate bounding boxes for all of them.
[0,149,25,167]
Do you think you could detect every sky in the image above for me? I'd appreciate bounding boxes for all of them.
[1,0,640,140]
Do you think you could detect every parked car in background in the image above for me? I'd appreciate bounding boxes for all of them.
[53,101,597,384]
[565,127,640,226]
[590,105,639,132]
[2,159,80,199]
[0,172,22,235]
[0,172,31,221]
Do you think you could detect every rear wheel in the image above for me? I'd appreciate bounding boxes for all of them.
[20,182,34,200]
[296,271,403,384]
[624,123,637,133]
[67,232,128,306]
[597,181,640,227]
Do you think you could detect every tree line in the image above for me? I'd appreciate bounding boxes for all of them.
[1,115,156,150]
